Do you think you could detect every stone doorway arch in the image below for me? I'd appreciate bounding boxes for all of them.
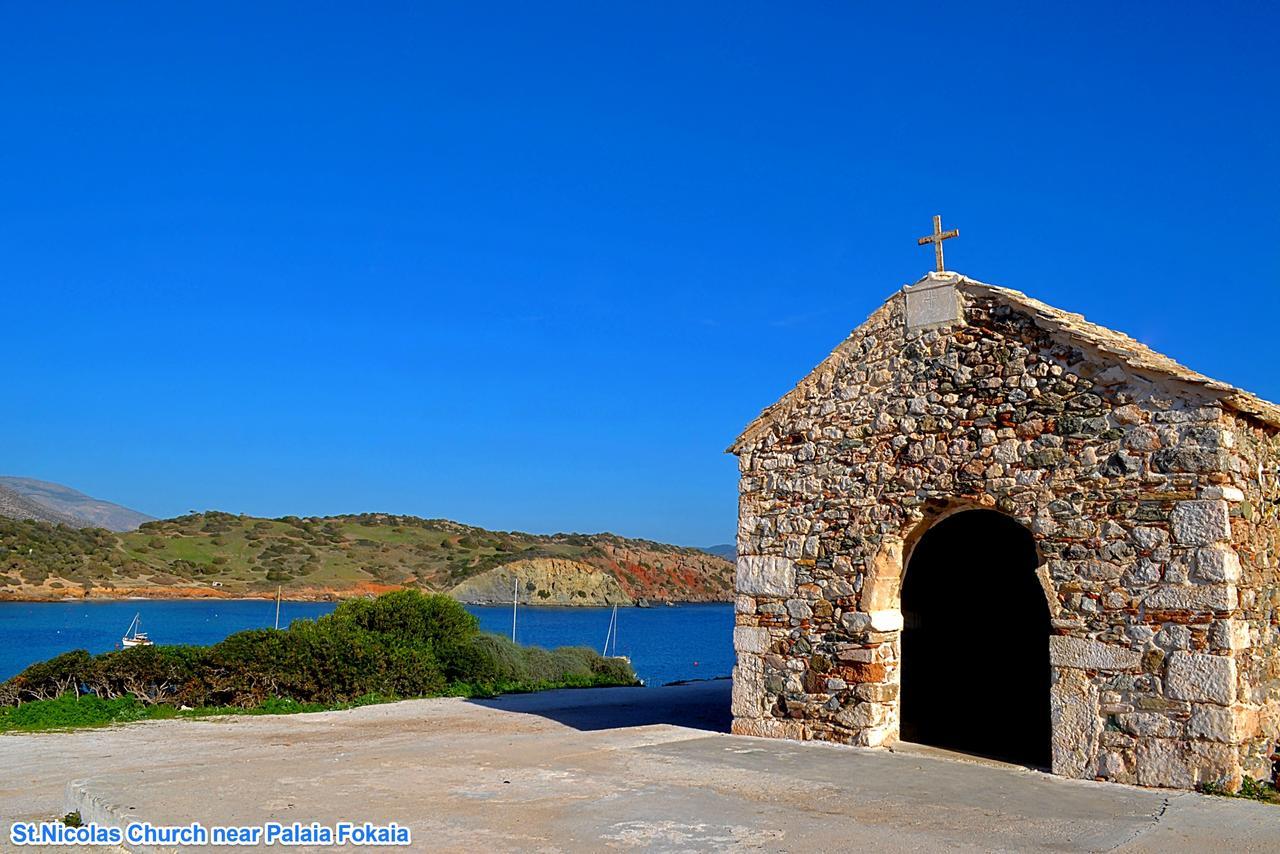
[899,509,1052,767]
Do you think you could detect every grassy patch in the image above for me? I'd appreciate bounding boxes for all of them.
[0,693,387,732]
[0,678,631,734]
[1198,777,1280,805]
[0,693,174,731]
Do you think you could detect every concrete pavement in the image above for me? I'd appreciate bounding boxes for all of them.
[1,680,1275,852]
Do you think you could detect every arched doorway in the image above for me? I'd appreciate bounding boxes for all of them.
[899,509,1051,767]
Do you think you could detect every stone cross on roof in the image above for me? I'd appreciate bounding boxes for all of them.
[917,215,959,272]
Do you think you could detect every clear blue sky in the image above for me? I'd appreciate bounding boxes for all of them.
[2,3,1276,546]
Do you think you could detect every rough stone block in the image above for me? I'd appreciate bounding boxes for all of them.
[731,717,806,740]
[785,599,813,620]
[1209,619,1250,651]
[843,662,887,682]
[1123,425,1161,452]
[1200,485,1245,502]
[734,626,771,655]
[1130,526,1168,550]
[1116,712,1179,738]
[737,555,796,597]
[1051,667,1102,779]
[1187,704,1237,742]
[853,721,897,747]
[1098,751,1133,783]
[1153,447,1229,474]
[835,701,890,730]
[840,611,871,633]
[1170,500,1231,545]
[1155,624,1191,651]
[1049,636,1142,671]
[1135,738,1193,788]
[855,682,899,703]
[836,647,875,663]
[1135,696,1190,713]
[1165,652,1237,705]
[868,609,904,632]
[1234,705,1261,741]
[731,659,764,719]
[1192,546,1241,583]
[861,538,903,612]
[1189,741,1240,790]
[1143,584,1237,612]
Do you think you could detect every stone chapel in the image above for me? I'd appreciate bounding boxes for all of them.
[728,271,1279,791]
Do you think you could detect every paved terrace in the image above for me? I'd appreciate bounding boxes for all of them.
[1,680,1275,853]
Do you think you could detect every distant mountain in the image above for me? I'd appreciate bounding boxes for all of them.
[0,484,81,527]
[0,477,154,532]
[701,544,736,561]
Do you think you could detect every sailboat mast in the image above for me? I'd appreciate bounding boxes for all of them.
[511,575,517,642]
[274,586,282,630]
[603,604,618,656]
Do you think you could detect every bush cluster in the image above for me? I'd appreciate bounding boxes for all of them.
[0,591,636,712]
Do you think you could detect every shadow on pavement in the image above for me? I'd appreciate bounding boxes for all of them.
[468,678,732,733]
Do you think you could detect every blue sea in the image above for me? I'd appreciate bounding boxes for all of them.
[0,600,734,687]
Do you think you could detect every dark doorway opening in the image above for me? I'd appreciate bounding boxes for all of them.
[900,510,1051,768]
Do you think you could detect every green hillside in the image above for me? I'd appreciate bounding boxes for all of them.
[0,512,733,602]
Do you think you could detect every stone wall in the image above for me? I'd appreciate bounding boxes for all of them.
[731,284,1276,790]
[1223,412,1280,781]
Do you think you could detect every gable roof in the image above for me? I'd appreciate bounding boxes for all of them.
[729,273,1280,454]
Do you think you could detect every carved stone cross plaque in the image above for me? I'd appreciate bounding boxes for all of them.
[905,275,962,331]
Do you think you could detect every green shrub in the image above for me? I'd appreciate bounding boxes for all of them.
[6,650,93,702]
[462,633,531,684]
[1199,776,1280,805]
[446,634,636,692]
[86,645,205,705]
[0,590,637,729]
[326,589,478,651]
[589,653,637,684]
[193,628,302,707]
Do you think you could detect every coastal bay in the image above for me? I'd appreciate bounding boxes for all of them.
[0,600,733,687]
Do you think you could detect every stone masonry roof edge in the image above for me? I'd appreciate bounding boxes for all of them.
[728,272,1280,454]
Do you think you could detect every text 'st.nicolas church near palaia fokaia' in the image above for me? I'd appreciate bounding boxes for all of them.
[728,226,1279,792]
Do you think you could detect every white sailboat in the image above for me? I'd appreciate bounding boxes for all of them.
[121,612,153,648]
[601,604,629,664]
[511,575,518,642]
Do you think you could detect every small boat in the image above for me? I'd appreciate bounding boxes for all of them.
[601,604,630,664]
[121,612,153,647]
